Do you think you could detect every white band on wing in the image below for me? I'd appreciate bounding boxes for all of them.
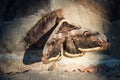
[43,19,70,55]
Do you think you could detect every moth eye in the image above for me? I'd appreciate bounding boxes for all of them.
[83,31,91,36]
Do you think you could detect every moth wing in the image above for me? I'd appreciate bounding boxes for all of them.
[24,9,64,45]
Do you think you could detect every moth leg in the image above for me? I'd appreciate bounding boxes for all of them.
[63,37,85,58]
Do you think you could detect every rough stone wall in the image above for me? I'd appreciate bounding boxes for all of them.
[50,0,110,33]
[0,0,51,73]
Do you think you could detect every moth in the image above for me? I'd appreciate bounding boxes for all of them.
[24,9,110,64]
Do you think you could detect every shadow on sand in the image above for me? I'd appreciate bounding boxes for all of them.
[23,44,43,65]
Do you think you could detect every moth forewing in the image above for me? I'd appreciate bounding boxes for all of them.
[72,29,110,52]
[24,9,64,45]
[42,19,69,63]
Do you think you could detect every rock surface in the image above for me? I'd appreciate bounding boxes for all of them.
[0,0,120,76]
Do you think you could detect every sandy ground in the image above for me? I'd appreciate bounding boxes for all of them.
[0,52,120,80]
[0,69,120,80]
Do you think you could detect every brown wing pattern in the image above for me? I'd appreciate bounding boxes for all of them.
[24,9,110,64]
[24,9,64,45]
[42,20,110,63]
